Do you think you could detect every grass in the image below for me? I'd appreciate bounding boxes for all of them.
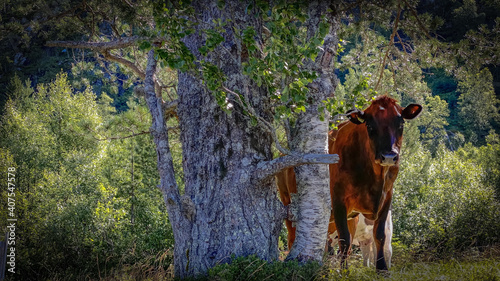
[200,244,500,281]
[33,245,500,280]
[320,258,500,281]
[319,244,500,281]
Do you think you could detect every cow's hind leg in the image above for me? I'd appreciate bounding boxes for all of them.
[276,169,297,250]
[285,218,296,250]
[333,203,351,270]
[326,217,337,255]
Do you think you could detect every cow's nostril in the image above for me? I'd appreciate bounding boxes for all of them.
[380,153,398,166]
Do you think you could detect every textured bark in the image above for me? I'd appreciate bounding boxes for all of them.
[142,0,341,277]
[285,1,339,262]
[172,2,283,278]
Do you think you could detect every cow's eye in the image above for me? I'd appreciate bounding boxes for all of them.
[398,121,405,130]
[366,124,375,133]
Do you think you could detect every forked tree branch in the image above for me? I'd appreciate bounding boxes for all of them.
[102,50,145,80]
[47,37,177,103]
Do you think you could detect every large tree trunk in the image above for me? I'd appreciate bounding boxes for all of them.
[161,2,283,278]
[175,70,283,278]
[286,2,339,262]
[143,1,339,278]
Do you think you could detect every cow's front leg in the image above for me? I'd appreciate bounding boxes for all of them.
[333,203,350,270]
[373,202,391,273]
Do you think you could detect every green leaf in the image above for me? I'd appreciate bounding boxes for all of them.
[217,0,225,9]
[139,41,152,50]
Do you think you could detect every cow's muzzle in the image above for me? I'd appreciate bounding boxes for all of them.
[377,152,399,166]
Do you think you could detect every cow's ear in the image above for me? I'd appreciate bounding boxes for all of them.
[347,109,365,125]
[401,104,422,120]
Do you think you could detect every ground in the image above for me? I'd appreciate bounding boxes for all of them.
[96,244,500,281]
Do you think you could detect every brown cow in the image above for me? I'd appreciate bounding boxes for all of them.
[277,96,421,272]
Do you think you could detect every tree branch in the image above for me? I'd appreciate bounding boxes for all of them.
[251,153,339,184]
[47,37,177,101]
[143,49,181,208]
[93,127,178,141]
[223,85,292,155]
[95,130,151,141]
[375,1,401,91]
[102,49,145,79]
[46,36,149,51]
[401,0,433,40]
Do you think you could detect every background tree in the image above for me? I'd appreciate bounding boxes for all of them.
[457,68,499,144]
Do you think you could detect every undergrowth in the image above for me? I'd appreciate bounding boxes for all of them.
[33,245,500,280]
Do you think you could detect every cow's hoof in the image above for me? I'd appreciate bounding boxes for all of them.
[376,269,390,277]
[327,244,336,255]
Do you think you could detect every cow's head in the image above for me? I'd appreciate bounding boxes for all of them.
[347,96,422,166]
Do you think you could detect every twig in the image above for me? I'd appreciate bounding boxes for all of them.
[401,0,433,40]
[46,36,151,51]
[396,32,408,56]
[95,130,151,141]
[330,113,348,126]
[374,1,401,91]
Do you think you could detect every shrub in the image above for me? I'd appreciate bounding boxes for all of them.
[393,141,500,255]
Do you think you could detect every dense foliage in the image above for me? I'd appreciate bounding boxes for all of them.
[0,0,499,280]
[0,75,174,279]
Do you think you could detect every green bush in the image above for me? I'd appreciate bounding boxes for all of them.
[0,75,174,280]
[394,140,500,255]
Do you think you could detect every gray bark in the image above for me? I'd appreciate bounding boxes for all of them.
[286,2,339,262]
[171,2,283,278]
[143,1,340,277]
[145,40,282,278]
